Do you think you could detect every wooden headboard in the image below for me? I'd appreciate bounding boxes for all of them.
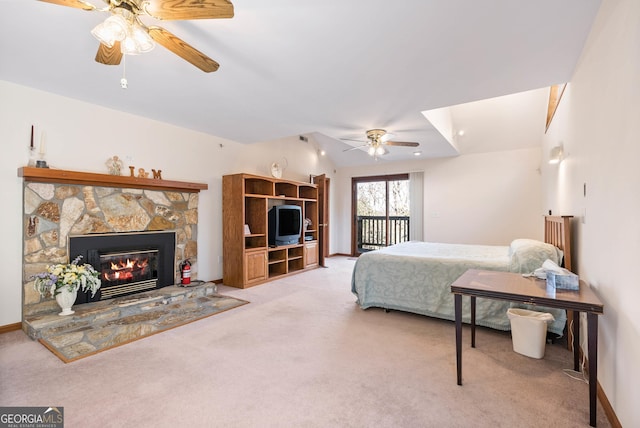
[544,215,573,271]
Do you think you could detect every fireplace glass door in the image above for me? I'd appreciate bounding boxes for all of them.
[99,249,159,300]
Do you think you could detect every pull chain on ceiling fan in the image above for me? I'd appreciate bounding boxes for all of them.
[39,0,234,73]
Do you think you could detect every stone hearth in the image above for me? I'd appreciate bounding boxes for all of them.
[24,283,217,340]
[24,282,248,362]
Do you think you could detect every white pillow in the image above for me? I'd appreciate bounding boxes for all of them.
[509,239,564,273]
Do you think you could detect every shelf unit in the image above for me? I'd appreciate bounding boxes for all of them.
[223,173,319,288]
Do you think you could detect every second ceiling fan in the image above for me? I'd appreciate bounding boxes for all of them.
[343,129,420,157]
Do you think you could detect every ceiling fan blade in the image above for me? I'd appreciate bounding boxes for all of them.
[148,26,219,72]
[145,0,234,20]
[95,42,123,65]
[343,144,368,152]
[385,141,420,147]
[38,0,96,10]
[340,138,366,143]
[380,132,394,143]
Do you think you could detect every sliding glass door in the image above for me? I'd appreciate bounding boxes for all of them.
[351,174,410,255]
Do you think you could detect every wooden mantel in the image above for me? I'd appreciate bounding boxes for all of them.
[18,167,208,192]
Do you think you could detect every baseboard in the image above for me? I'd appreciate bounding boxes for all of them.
[0,322,22,335]
[329,253,351,257]
[597,381,622,428]
[578,345,621,428]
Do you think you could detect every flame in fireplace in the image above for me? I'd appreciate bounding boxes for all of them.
[104,257,150,282]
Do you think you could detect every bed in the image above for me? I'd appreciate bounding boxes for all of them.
[351,216,573,336]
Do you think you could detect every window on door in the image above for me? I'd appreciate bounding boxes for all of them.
[351,174,410,255]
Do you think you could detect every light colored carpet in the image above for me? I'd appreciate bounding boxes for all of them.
[0,257,609,427]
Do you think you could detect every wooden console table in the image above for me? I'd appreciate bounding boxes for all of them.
[451,269,604,427]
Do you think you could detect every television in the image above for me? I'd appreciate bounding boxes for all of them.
[268,205,302,246]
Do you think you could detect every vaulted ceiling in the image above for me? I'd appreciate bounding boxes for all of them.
[0,1,601,166]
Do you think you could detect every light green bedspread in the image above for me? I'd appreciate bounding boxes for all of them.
[351,241,567,336]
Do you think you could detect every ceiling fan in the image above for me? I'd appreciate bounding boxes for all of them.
[38,0,234,72]
[342,129,420,157]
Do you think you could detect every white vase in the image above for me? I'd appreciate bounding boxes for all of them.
[55,288,78,316]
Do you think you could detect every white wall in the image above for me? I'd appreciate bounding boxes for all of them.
[0,81,336,326]
[541,0,639,425]
[333,147,544,254]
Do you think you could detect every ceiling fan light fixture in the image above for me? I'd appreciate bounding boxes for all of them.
[121,36,140,55]
[91,15,128,48]
[368,146,376,156]
[375,146,385,156]
[131,24,155,53]
[121,24,155,55]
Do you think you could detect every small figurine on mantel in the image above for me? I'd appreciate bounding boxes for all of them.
[106,156,123,176]
[126,165,161,179]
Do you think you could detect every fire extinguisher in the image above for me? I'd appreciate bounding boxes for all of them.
[180,259,191,286]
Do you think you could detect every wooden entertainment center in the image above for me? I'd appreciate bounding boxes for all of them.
[222,173,319,288]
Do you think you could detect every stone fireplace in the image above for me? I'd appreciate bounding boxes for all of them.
[20,167,208,320]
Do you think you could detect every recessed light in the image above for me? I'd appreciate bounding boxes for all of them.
[457,130,465,136]
[413,151,422,156]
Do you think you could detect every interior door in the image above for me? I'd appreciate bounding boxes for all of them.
[313,174,330,267]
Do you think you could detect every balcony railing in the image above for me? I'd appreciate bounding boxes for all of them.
[357,215,410,252]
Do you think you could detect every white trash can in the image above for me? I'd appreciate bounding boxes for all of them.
[507,308,555,359]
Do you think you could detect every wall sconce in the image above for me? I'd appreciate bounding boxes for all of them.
[549,145,564,164]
